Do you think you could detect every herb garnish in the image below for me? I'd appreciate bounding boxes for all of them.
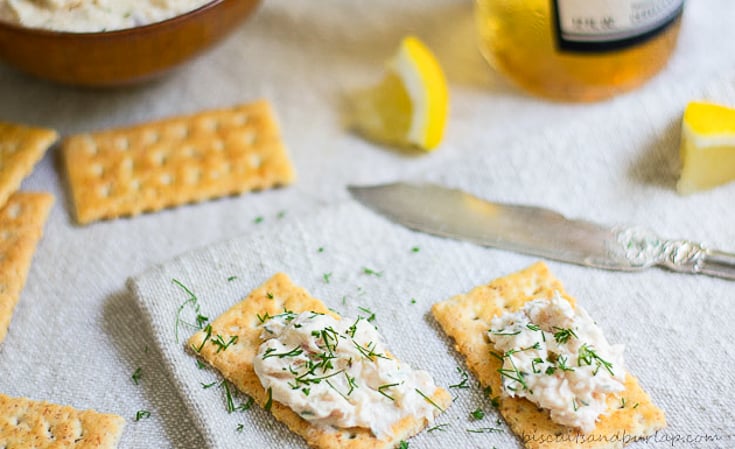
[134,410,151,421]
[357,306,376,323]
[265,387,273,412]
[467,427,502,434]
[227,276,238,282]
[201,381,217,389]
[323,272,332,284]
[411,246,420,253]
[415,388,444,412]
[236,423,244,432]
[172,278,201,344]
[378,383,400,401]
[427,423,449,432]
[131,367,142,385]
[577,344,614,376]
[223,381,236,413]
[193,325,212,353]
[491,329,522,336]
[263,346,304,359]
[362,267,383,277]
[212,334,238,353]
[196,360,206,369]
[470,408,485,420]
[449,367,470,389]
[254,216,264,224]
[552,326,578,344]
[526,323,541,331]
[398,441,409,449]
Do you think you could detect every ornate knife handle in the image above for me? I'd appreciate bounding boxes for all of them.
[615,227,735,280]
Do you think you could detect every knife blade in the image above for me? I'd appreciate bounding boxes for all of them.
[348,182,735,280]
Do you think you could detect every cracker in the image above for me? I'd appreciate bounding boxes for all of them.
[0,192,53,344]
[0,393,124,448]
[188,273,451,449]
[62,101,296,225]
[0,122,57,210]
[431,262,666,449]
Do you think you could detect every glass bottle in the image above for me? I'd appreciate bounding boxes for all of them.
[475,0,684,102]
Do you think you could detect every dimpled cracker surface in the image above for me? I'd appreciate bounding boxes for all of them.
[0,393,124,449]
[188,273,451,449]
[0,192,53,344]
[0,122,57,210]
[62,100,295,225]
[431,262,665,449]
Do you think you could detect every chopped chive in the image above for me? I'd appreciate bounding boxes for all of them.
[172,278,200,344]
[254,216,264,224]
[236,423,244,432]
[362,267,382,277]
[223,381,236,413]
[470,408,485,420]
[466,427,502,434]
[193,325,212,353]
[427,423,449,432]
[201,381,217,389]
[415,388,444,412]
[317,247,324,253]
[398,441,409,449]
[526,323,541,331]
[227,276,238,282]
[411,246,420,253]
[449,367,470,389]
[237,396,254,412]
[131,367,142,385]
[134,410,151,421]
[265,387,273,412]
[552,326,578,344]
[196,360,206,369]
[323,272,332,284]
[378,383,400,401]
[410,298,417,304]
[357,306,376,322]
[212,334,238,353]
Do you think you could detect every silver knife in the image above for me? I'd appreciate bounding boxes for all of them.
[348,182,735,280]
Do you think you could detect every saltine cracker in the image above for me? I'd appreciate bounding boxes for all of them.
[431,262,665,449]
[188,273,451,449]
[0,393,124,448]
[0,122,57,210]
[0,192,53,344]
[63,101,295,224]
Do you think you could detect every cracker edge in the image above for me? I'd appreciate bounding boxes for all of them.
[431,262,666,449]
[0,122,57,210]
[0,191,54,344]
[0,393,125,448]
[187,273,451,449]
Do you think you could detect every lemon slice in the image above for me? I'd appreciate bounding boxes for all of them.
[349,36,448,151]
[678,101,735,194]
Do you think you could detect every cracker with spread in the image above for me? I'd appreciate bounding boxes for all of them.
[432,262,665,449]
[188,273,451,449]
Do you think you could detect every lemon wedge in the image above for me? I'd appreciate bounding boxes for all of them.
[349,36,448,151]
[678,101,735,194]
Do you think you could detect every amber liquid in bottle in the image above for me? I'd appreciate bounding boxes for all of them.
[476,0,683,102]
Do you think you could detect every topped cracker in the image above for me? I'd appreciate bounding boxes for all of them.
[0,393,124,449]
[188,273,451,449]
[0,122,57,210]
[0,191,53,344]
[431,262,666,449]
[62,100,295,225]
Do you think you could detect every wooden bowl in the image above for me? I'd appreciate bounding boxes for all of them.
[0,0,260,87]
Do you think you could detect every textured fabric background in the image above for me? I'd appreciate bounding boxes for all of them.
[1,1,735,448]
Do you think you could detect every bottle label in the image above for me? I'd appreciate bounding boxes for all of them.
[552,0,684,52]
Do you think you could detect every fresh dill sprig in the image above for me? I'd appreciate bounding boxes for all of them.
[134,410,151,421]
[131,367,142,385]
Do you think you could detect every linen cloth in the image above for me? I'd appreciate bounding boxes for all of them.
[1,1,735,448]
[130,79,735,449]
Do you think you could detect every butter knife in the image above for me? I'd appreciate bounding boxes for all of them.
[348,182,735,280]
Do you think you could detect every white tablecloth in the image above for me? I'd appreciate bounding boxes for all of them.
[1,1,735,448]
